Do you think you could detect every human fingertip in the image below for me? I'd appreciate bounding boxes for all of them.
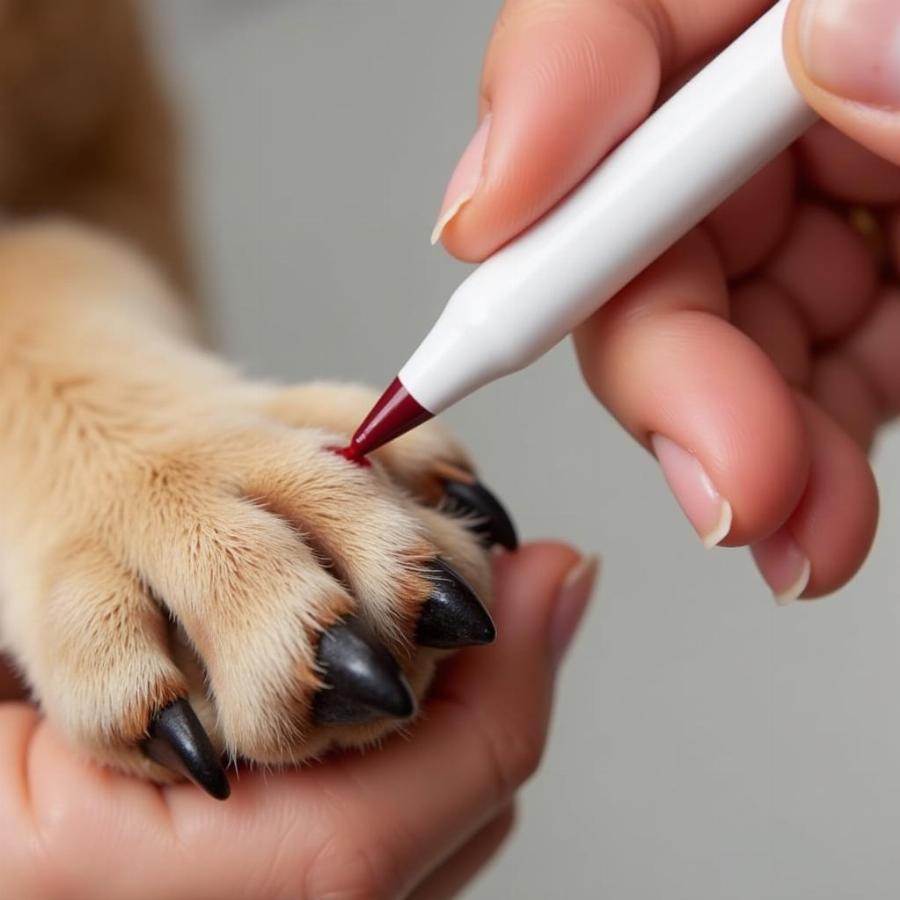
[550,554,600,666]
[651,434,733,549]
[786,0,900,165]
[488,542,583,640]
[794,0,900,111]
[430,115,491,245]
[751,526,812,605]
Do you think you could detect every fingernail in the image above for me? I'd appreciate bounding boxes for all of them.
[550,555,600,665]
[430,114,491,245]
[751,527,811,605]
[651,434,733,549]
[798,0,900,108]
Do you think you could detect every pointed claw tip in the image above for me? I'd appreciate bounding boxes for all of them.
[416,558,496,649]
[380,676,417,719]
[443,479,518,550]
[313,616,416,726]
[142,698,230,800]
[197,770,231,801]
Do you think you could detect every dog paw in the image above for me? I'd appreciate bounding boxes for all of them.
[0,230,516,798]
[261,382,518,550]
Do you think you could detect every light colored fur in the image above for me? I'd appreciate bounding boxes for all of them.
[0,2,491,782]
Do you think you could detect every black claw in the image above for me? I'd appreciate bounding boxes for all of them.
[417,558,496,649]
[443,479,518,550]
[313,616,416,726]
[142,699,230,800]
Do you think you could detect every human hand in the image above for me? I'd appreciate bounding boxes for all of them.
[0,542,596,899]
[432,0,900,603]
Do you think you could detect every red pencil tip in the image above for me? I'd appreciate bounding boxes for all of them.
[344,377,433,459]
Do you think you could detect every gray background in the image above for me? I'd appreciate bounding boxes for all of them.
[146,2,900,897]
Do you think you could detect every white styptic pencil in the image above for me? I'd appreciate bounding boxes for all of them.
[342,0,818,460]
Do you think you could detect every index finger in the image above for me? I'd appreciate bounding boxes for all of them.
[435,0,772,260]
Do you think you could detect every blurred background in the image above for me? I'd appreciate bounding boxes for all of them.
[145,2,900,897]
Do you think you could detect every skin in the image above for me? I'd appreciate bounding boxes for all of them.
[438,0,900,599]
[0,543,584,899]
[2,1,896,895]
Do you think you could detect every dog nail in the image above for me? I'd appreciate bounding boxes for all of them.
[142,699,230,800]
[416,558,495,648]
[443,479,518,550]
[313,616,416,725]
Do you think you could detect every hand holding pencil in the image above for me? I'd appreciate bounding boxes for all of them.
[427,0,900,604]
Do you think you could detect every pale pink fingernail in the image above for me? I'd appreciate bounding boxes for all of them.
[751,527,812,606]
[798,0,900,108]
[651,434,733,549]
[550,554,600,666]
[430,115,491,245]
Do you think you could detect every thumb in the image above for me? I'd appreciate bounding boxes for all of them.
[785,0,900,165]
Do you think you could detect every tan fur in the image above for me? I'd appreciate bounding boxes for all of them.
[0,4,492,781]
